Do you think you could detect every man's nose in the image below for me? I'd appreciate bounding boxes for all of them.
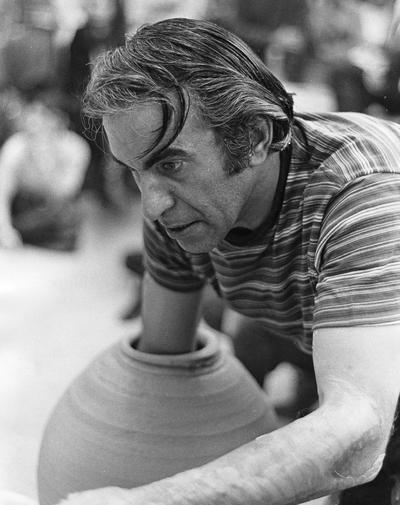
[140,173,174,221]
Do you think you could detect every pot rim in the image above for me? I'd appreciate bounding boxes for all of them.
[120,324,222,369]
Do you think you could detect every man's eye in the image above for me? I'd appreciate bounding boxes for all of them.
[159,161,182,174]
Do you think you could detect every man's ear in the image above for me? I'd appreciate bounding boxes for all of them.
[249,118,273,167]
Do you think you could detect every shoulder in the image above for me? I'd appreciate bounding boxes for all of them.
[294,112,400,152]
[61,130,90,150]
[294,113,400,189]
[1,132,28,151]
[59,130,91,160]
[0,132,29,164]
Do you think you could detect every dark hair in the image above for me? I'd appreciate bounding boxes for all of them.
[83,18,294,173]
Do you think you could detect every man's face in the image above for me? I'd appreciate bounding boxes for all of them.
[104,102,271,253]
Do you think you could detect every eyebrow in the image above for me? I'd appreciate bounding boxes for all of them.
[111,147,193,172]
[143,147,192,170]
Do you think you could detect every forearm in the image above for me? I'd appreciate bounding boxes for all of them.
[140,274,203,354]
[124,388,388,505]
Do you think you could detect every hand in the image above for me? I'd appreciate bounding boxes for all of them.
[57,487,133,505]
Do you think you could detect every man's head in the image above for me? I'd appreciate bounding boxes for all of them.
[83,17,293,174]
[84,18,293,252]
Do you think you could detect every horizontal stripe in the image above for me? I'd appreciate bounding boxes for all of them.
[144,112,400,353]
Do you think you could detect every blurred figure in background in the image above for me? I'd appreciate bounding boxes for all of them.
[0,1,57,93]
[62,0,126,104]
[309,0,400,116]
[124,0,209,33]
[306,0,362,87]
[0,90,90,250]
[60,0,127,207]
[0,90,19,149]
[208,0,312,82]
[389,0,400,40]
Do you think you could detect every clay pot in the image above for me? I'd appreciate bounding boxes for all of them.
[37,326,278,505]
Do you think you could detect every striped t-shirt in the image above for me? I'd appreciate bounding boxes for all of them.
[144,112,400,353]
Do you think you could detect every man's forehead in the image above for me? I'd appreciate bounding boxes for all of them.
[103,102,164,136]
[103,103,182,165]
[103,99,207,151]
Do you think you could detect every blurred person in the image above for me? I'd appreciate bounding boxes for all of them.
[0,0,60,95]
[0,89,20,148]
[389,0,400,40]
[124,0,209,32]
[61,0,126,207]
[59,18,400,505]
[65,0,126,97]
[209,0,312,82]
[0,90,90,250]
[310,0,400,116]
[343,0,400,116]
[306,0,363,82]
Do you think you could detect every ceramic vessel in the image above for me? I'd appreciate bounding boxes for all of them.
[37,326,278,505]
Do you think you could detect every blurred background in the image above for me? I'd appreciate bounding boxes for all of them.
[0,1,398,504]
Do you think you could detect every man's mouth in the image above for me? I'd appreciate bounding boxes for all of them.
[163,221,199,235]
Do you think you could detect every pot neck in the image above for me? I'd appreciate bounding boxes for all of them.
[120,326,222,370]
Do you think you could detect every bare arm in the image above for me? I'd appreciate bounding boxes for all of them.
[111,326,397,505]
[55,134,90,199]
[60,325,400,505]
[138,273,204,354]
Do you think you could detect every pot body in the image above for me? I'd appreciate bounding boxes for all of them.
[37,326,278,505]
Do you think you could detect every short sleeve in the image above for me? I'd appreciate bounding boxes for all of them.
[313,174,400,328]
[143,219,205,292]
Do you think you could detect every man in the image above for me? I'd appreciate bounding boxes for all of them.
[62,18,400,505]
